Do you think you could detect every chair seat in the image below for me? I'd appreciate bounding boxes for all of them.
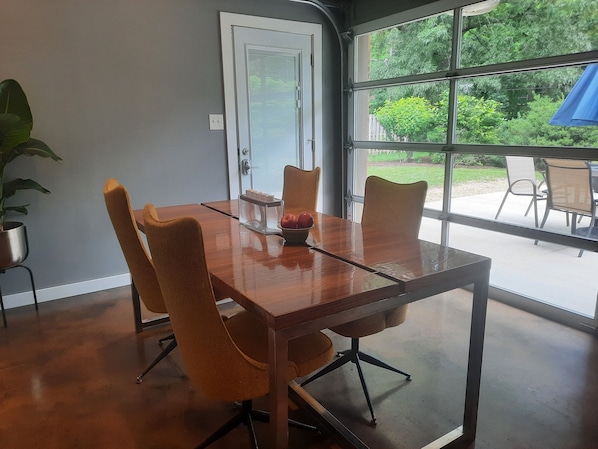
[225,310,334,378]
[331,303,407,338]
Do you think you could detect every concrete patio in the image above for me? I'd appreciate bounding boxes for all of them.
[421,190,598,319]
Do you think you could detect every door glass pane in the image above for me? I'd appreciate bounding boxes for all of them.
[247,48,300,196]
[461,0,598,68]
[354,13,453,82]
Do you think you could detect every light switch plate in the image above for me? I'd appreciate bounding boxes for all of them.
[209,114,224,130]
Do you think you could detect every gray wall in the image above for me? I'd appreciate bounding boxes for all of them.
[0,0,341,300]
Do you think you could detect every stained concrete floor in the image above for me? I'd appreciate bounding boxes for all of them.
[1,286,597,449]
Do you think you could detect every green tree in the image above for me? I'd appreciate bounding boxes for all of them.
[501,95,598,147]
[461,0,597,119]
[375,97,438,142]
[367,0,597,119]
[375,93,504,145]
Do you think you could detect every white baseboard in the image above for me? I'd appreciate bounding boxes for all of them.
[1,274,132,309]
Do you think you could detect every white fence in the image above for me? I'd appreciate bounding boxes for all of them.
[369,114,388,141]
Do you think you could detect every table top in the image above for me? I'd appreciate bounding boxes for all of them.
[202,200,491,294]
[134,204,402,331]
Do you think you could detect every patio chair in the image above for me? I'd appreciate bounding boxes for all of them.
[537,159,597,257]
[495,156,546,227]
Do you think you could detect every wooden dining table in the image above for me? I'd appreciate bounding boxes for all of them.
[134,200,491,449]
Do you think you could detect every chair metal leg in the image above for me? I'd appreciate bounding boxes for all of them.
[494,190,510,220]
[195,404,247,449]
[0,284,6,328]
[357,351,412,380]
[195,399,316,449]
[246,407,259,449]
[136,338,177,383]
[300,350,353,387]
[353,355,377,425]
[535,205,552,245]
[250,408,317,432]
[301,337,410,425]
[158,333,175,345]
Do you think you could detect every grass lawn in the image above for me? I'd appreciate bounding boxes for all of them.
[368,162,507,188]
[367,151,508,188]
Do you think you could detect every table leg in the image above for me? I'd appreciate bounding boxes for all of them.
[269,327,289,449]
[422,271,490,449]
[462,272,490,440]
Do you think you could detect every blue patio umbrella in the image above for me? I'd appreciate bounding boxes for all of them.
[549,64,598,126]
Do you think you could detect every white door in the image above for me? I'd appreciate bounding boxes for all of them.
[221,13,322,204]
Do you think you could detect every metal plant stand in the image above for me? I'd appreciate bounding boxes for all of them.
[0,223,38,327]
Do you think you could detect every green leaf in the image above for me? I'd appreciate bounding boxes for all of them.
[10,138,62,163]
[3,178,50,198]
[3,205,29,215]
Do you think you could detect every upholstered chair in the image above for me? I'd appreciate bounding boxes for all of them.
[104,178,178,383]
[143,204,334,448]
[301,175,428,425]
[281,165,321,215]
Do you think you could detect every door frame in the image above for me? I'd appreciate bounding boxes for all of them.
[220,12,323,202]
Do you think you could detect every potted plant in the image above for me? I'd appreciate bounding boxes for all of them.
[0,79,62,268]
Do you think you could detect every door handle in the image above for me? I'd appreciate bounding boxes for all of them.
[241,158,251,175]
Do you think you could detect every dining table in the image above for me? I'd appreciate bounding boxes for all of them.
[134,199,491,449]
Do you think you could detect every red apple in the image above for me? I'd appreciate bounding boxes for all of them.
[280,213,298,229]
[297,212,314,228]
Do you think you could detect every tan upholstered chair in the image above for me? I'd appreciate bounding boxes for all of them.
[538,159,597,257]
[282,165,321,215]
[142,204,334,448]
[103,178,177,383]
[302,175,428,424]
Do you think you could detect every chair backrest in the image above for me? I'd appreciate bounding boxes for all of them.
[361,176,428,239]
[282,165,321,215]
[542,159,594,216]
[103,178,166,314]
[506,156,540,195]
[142,204,270,402]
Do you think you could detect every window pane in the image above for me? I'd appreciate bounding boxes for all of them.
[355,13,453,82]
[455,69,598,148]
[447,223,598,317]
[352,149,445,222]
[446,154,598,316]
[449,154,598,238]
[354,83,449,143]
[461,0,598,68]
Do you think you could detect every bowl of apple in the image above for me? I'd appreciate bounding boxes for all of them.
[278,212,314,245]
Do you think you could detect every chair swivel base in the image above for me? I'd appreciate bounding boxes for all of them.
[195,400,318,449]
[301,337,411,425]
[136,333,177,383]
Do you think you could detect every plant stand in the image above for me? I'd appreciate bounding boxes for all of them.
[0,264,38,327]
[0,223,38,327]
